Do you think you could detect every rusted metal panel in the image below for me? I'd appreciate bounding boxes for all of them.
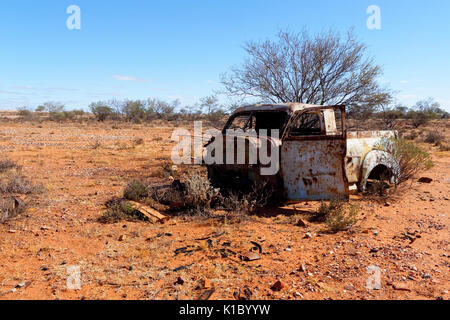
[281,139,349,201]
[206,103,398,202]
[345,131,396,184]
[280,106,349,201]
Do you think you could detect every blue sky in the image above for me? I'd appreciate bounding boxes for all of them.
[0,0,449,111]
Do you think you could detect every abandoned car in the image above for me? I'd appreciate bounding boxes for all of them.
[205,103,399,201]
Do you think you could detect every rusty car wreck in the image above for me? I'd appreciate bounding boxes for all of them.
[205,103,399,202]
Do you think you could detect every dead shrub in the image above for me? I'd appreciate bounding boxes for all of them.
[375,136,434,183]
[133,138,145,146]
[0,159,20,173]
[0,197,26,224]
[150,161,176,179]
[403,131,418,141]
[91,141,102,149]
[184,171,216,212]
[439,143,450,152]
[424,131,444,146]
[0,158,43,223]
[0,174,37,194]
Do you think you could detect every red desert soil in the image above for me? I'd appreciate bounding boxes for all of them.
[0,119,448,300]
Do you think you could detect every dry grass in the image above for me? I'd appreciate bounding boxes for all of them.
[0,158,43,223]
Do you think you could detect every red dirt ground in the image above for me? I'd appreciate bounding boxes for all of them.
[0,118,448,300]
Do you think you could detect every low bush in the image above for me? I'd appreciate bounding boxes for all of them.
[315,200,359,232]
[375,136,434,183]
[0,158,43,223]
[123,179,149,201]
[89,104,113,121]
[424,131,444,146]
[0,197,26,224]
[100,199,144,223]
[325,201,359,232]
[0,158,20,173]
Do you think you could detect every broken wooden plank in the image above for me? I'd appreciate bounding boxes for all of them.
[128,201,169,223]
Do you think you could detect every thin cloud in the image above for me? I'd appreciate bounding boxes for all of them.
[112,75,152,83]
[10,85,35,90]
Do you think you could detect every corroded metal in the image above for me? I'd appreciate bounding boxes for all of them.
[206,103,399,202]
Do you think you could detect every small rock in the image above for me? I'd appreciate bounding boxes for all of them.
[270,280,284,292]
[201,278,212,289]
[174,277,184,285]
[344,284,355,291]
[304,232,313,239]
[384,202,391,207]
[422,273,431,279]
[393,282,411,291]
[234,286,252,300]
[241,252,261,262]
[118,235,126,241]
[418,177,433,183]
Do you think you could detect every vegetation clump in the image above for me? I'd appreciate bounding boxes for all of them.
[375,136,434,183]
[316,200,359,232]
[0,158,43,223]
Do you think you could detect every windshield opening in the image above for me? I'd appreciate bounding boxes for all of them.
[225,111,288,136]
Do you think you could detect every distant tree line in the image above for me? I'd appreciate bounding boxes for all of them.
[15,95,230,124]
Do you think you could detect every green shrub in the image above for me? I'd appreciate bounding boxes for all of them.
[123,179,148,201]
[100,200,144,223]
[314,200,359,232]
[408,110,429,128]
[316,199,344,222]
[325,201,359,232]
[89,103,114,121]
[375,136,434,183]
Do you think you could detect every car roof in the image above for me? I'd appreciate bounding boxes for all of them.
[233,103,322,114]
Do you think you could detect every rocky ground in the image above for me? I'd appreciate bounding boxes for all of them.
[0,117,448,300]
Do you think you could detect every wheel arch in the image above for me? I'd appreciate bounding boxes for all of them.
[359,150,400,191]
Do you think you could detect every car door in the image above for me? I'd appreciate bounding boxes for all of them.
[280,106,349,201]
